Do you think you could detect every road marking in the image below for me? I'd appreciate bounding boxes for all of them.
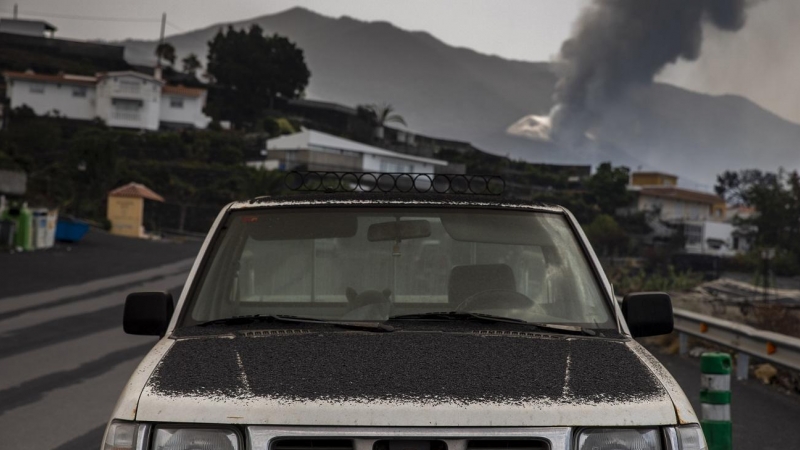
[0,358,143,450]
[0,327,154,391]
[0,342,154,415]
[0,258,194,314]
[0,274,188,334]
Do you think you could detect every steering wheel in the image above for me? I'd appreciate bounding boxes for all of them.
[455,289,535,312]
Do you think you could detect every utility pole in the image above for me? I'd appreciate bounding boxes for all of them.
[154,12,167,79]
[156,13,166,67]
[159,13,166,44]
[14,3,18,19]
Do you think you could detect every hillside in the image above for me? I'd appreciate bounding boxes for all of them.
[121,7,800,186]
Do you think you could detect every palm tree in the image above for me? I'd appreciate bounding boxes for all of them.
[155,42,176,66]
[361,103,406,141]
[364,103,407,127]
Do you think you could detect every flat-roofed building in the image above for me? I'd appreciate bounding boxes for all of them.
[248,129,449,174]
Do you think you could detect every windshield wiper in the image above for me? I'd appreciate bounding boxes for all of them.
[196,314,395,332]
[388,311,595,336]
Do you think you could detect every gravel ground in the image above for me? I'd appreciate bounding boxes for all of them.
[0,229,202,299]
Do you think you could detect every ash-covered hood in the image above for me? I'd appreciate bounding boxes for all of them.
[136,331,679,426]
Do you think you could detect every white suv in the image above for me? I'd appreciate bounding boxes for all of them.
[104,191,706,450]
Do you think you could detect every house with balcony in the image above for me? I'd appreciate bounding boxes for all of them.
[3,70,211,130]
[625,171,739,256]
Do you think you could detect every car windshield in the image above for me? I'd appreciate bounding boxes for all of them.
[182,207,613,329]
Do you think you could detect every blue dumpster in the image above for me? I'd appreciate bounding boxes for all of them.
[55,217,89,243]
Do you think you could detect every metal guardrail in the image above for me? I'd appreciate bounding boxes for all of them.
[616,295,800,380]
[672,307,800,380]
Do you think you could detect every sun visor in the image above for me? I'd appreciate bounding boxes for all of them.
[238,212,358,241]
[441,212,557,246]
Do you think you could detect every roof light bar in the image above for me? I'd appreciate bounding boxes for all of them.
[284,172,505,196]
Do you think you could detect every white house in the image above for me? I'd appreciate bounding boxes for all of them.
[3,70,211,130]
[623,171,743,255]
[249,129,449,174]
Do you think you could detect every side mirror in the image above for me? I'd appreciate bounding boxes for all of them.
[123,291,174,337]
[622,292,673,338]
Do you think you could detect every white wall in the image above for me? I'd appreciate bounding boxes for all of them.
[638,195,712,221]
[7,79,96,120]
[7,73,207,131]
[684,221,737,256]
[159,93,211,128]
[362,154,437,174]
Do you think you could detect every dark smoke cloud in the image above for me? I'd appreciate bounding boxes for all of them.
[542,0,749,144]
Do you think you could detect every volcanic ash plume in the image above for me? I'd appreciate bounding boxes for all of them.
[534,0,749,144]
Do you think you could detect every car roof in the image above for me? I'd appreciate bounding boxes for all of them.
[229,192,564,213]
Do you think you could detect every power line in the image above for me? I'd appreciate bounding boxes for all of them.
[166,20,184,32]
[0,8,162,24]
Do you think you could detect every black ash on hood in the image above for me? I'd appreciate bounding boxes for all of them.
[149,332,663,405]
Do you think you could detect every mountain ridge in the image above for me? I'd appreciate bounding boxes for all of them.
[119,7,800,185]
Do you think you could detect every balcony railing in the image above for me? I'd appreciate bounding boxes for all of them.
[112,110,141,122]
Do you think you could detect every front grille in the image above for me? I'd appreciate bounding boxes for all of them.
[270,438,548,450]
[471,330,556,340]
[272,439,355,450]
[467,440,549,450]
[240,329,312,337]
[256,429,564,450]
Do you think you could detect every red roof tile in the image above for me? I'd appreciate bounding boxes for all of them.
[3,71,96,86]
[108,182,165,202]
[638,187,723,205]
[162,84,206,97]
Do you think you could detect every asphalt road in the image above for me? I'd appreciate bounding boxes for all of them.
[0,230,202,299]
[646,343,800,449]
[0,232,199,450]
[2,231,799,449]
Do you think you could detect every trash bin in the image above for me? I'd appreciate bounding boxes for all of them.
[55,216,90,243]
[44,209,58,248]
[30,208,59,249]
[32,208,48,249]
[1,203,33,251]
[0,219,15,249]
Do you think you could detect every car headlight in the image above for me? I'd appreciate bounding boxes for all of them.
[577,428,662,450]
[666,425,708,450]
[103,421,146,450]
[153,427,239,450]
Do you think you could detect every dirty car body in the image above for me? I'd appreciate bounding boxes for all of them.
[104,193,706,450]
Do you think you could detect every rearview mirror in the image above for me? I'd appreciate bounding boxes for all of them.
[368,220,432,242]
[123,291,174,337]
[622,292,673,338]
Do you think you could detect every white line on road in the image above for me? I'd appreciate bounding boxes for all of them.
[0,273,189,335]
[0,327,155,391]
[0,358,143,450]
[0,258,195,314]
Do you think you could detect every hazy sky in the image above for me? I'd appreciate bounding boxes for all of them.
[2,0,584,62]
[4,0,798,125]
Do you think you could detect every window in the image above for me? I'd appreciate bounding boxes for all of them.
[118,79,141,94]
[72,87,87,98]
[29,83,45,94]
[111,98,143,121]
[379,160,413,173]
[169,97,184,109]
[184,208,613,329]
[685,224,703,245]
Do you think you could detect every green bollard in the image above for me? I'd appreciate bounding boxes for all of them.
[700,352,733,450]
